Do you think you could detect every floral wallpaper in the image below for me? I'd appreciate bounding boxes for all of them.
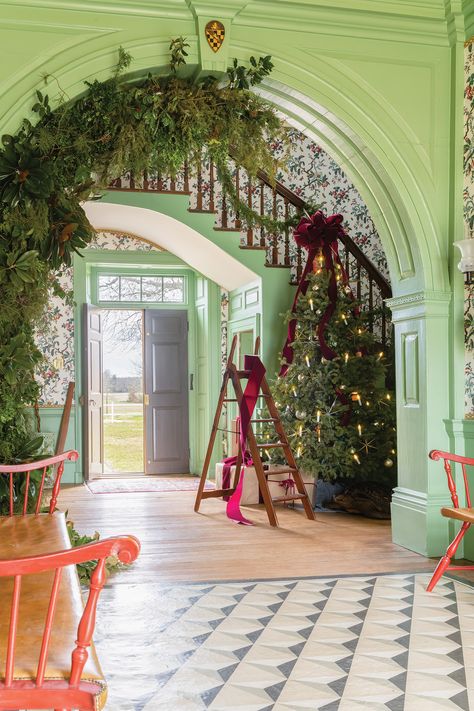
[35,267,75,407]
[35,231,161,406]
[273,130,389,282]
[465,42,474,416]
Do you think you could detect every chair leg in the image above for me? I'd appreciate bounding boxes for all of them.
[427,521,470,592]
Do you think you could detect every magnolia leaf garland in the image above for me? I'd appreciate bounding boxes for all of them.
[0,40,292,464]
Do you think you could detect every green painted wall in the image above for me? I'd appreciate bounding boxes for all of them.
[1,0,471,556]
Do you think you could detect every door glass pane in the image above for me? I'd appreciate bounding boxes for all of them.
[103,310,143,473]
[98,275,120,301]
[120,277,141,301]
[142,276,163,302]
[163,276,184,302]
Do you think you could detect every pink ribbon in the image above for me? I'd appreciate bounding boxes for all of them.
[280,211,354,376]
[279,478,296,495]
[226,354,266,525]
[221,449,253,501]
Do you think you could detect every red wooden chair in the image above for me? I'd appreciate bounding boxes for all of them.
[0,450,79,516]
[0,535,140,711]
[0,450,141,709]
[427,449,474,592]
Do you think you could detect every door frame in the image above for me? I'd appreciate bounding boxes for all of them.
[74,249,204,480]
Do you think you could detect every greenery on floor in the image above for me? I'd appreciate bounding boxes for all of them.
[66,518,127,585]
[104,414,143,473]
[0,38,288,467]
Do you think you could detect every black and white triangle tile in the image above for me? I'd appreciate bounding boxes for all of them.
[93,573,474,710]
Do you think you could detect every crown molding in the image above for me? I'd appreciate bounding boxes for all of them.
[0,0,191,20]
[1,0,471,45]
[186,0,250,20]
[234,0,466,47]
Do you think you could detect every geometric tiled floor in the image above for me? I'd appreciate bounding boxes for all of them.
[94,573,474,710]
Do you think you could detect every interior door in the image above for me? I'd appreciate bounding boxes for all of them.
[144,310,189,474]
[83,305,104,479]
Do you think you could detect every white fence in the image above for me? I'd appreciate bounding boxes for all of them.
[104,402,143,422]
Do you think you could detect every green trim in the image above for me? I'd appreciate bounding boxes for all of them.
[34,407,80,484]
[73,247,221,479]
[91,265,190,307]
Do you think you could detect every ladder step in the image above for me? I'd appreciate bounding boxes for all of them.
[256,443,286,449]
[201,488,235,499]
[223,398,238,402]
[272,494,309,503]
[237,370,251,378]
[251,418,278,423]
[265,467,298,475]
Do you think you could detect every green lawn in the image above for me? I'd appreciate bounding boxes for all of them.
[104,413,143,473]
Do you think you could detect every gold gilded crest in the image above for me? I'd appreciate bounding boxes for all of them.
[205,20,225,53]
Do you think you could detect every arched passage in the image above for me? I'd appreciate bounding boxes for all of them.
[83,202,259,290]
[0,33,459,557]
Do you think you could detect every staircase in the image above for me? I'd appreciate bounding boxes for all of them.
[109,158,392,346]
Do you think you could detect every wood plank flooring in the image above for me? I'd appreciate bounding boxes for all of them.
[59,483,448,584]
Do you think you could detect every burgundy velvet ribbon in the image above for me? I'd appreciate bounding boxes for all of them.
[280,211,349,376]
[226,354,266,525]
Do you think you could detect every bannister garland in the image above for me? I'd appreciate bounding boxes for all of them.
[280,211,357,375]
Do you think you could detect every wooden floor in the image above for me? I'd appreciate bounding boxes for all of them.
[59,483,456,585]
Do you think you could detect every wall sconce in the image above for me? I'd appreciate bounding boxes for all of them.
[455,224,474,284]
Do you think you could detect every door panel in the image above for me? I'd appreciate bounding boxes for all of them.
[144,310,189,473]
[152,343,180,392]
[83,305,104,479]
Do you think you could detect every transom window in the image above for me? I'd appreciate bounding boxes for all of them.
[98,274,185,303]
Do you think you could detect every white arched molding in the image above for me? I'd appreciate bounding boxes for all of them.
[84,201,258,291]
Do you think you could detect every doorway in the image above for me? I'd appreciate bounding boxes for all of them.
[84,305,189,478]
[103,309,143,474]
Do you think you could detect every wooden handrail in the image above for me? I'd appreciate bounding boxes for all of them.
[108,157,392,303]
[256,169,306,210]
[255,168,392,299]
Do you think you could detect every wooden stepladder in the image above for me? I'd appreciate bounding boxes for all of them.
[194,336,315,527]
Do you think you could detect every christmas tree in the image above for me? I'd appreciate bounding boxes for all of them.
[263,212,397,487]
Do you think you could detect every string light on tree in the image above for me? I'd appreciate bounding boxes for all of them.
[265,209,396,487]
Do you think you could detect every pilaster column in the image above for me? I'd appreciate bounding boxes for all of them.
[387,290,452,556]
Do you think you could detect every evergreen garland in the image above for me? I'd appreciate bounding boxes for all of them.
[0,40,290,463]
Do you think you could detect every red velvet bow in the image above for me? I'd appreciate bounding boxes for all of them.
[280,211,350,376]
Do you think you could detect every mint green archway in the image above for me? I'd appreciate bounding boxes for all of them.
[0,0,467,556]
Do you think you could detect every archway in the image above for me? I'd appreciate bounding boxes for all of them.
[0,39,458,556]
[83,202,259,291]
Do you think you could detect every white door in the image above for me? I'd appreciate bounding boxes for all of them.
[84,305,104,479]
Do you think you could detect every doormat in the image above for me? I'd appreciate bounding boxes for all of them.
[95,572,474,710]
[86,477,215,494]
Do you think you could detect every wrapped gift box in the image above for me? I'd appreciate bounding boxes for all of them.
[215,462,259,504]
[215,462,315,506]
